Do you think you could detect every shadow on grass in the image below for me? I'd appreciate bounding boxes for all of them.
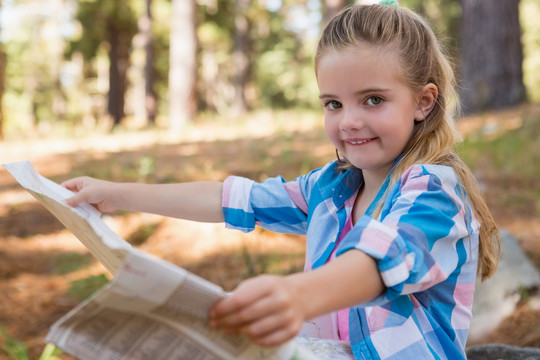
[0,203,66,238]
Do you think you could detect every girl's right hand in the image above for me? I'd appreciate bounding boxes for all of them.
[62,177,119,213]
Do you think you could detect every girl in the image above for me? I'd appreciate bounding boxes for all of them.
[63,2,500,359]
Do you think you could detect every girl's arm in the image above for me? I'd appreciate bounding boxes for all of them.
[62,177,224,222]
[209,249,384,346]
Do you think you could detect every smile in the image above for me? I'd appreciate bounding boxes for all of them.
[346,138,374,145]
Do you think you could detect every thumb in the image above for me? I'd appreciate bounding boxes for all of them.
[65,189,90,207]
[62,177,90,207]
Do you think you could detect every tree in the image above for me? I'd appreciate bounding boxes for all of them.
[230,0,250,115]
[400,0,461,42]
[199,0,321,112]
[68,0,137,127]
[168,0,197,131]
[459,0,526,114]
[139,0,157,125]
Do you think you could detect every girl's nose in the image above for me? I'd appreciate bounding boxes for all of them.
[339,109,364,132]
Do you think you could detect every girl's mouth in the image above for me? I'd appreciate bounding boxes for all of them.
[346,138,375,145]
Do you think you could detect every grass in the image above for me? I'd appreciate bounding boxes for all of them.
[0,327,63,360]
[0,327,27,360]
[459,105,540,215]
[52,252,93,275]
[66,274,109,301]
[126,222,160,245]
[461,122,539,179]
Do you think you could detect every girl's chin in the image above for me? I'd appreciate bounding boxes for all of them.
[344,157,395,173]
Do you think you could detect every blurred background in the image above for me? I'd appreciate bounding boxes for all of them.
[0,0,537,136]
[0,0,539,359]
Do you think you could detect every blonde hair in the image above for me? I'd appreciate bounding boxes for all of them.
[316,4,500,280]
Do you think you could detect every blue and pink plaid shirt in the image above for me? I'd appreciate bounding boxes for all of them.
[222,160,479,359]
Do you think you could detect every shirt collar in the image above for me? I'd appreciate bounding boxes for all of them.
[330,154,403,210]
[332,166,364,208]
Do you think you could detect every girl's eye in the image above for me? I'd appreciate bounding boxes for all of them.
[326,100,342,110]
[366,96,383,106]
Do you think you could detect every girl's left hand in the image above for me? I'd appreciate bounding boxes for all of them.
[209,274,306,347]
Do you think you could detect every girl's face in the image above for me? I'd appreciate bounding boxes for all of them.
[317,46,425,179]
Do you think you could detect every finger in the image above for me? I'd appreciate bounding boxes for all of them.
[240,309,292,339]
[61,177,85,191]
[210,280,271,318]
[211,294,281,328]
[250,324,299,347]
[65,191,88,207]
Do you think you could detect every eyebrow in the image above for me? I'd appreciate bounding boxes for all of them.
[319,88,392,100]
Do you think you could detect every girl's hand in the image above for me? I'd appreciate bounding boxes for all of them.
[62,176,119,212]
[209,274,306,347]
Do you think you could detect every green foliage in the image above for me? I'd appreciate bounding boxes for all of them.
[0,327,63,360]
[0,326,28,360]
[250,4,320,109]
[2,0,539,138]
[400,0,461,41]
[198,0,320,110]
[255,46,318,109]
[38,344,63,360]
[137,155,156,181]
[459,108,540,215]
[2,1,68,128]
[241,244,304,279]
[149,1,171,112]
[67,274,109,300]
[461,113,540,180]
[66,0,138,61]
[126,222,159,246]
[52,252,93,275]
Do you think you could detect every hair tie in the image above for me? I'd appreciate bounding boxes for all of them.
[379,0,399,7]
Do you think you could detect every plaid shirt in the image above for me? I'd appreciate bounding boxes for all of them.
[222,161,479,360]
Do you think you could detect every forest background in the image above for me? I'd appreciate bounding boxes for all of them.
[0,0,539,359]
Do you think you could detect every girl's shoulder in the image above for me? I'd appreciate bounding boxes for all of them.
[382,164,469,218]
[400,163,459,186]
[394,163,464,200]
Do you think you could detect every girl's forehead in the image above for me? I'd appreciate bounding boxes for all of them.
[323,44,400,64]
[316,45,414,95]
[317,45,404,78]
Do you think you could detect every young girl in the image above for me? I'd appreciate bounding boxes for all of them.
[63,2,500,359]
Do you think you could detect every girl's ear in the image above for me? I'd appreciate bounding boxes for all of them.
[414,83,438,121]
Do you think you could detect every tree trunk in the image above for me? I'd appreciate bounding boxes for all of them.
[0,33,5,140]
[169,0,197,132]
[107,23,130,127]
[231,0,250,115]
[142,0,157,126]
[459,0,526,114]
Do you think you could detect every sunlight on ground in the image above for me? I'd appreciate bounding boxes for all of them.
[457,103,539,138]
[0,110,325,163]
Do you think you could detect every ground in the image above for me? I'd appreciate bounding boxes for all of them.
[0,108,539,359]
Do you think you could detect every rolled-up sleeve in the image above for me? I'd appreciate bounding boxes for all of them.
[336,165,477,304]
[222,174,312,235]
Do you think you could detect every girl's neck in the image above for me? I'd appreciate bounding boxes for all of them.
[361,167,392,197]
[352,167,392,223]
